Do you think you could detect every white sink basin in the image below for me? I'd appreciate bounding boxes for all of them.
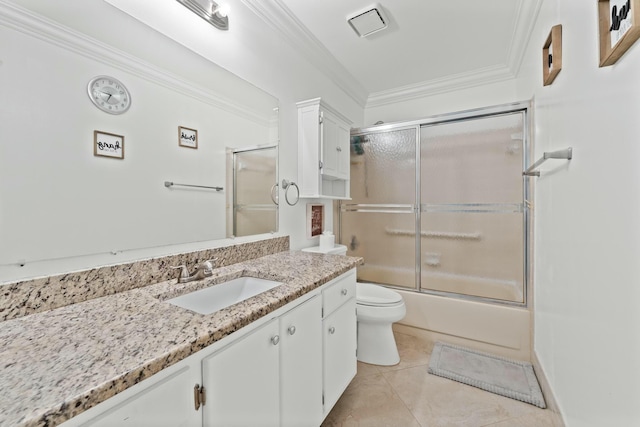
[167,276,282,315]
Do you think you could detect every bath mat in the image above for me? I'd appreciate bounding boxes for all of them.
[428,342,546,408]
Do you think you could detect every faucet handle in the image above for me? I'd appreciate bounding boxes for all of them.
[200,258,218,276]
[170,265,190,280]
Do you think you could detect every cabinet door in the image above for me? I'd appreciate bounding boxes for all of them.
[335,120,350,179]
[202,318,280,427]
[65,362,201,427]
[323,299,357,414]
[280,295,323,427]
[321,110,340,179]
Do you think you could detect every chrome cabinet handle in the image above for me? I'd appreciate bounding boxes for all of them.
[341,288,348,296]
[287,326,296,335]
[336,146,342,152]
[328,327,336,335]
[271,335,280,345]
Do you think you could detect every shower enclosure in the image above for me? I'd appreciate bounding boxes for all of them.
[340,103,529,305]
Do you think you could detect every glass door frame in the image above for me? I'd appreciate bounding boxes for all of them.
[343,100,531,307]
[231,144,278,237]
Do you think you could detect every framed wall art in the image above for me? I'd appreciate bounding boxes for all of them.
[94,130,124,159]
[178,126,198,149]
[542,25,562,86]
[306,203,324,238]
[598,0,640,67]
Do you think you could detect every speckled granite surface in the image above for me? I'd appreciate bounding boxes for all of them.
[0,236,289,321]
[0,250,362,427]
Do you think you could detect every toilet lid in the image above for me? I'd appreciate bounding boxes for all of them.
[356,283,403,306]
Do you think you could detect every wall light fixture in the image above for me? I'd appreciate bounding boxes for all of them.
[176,0,229,30]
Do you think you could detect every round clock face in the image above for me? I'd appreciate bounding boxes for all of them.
[87,76,131,114]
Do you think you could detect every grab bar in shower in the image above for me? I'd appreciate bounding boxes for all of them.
[164,181,223,191]
[523,147,572,177]
[385,228,482,240]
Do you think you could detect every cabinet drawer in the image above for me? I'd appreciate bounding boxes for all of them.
[322,270,356,317]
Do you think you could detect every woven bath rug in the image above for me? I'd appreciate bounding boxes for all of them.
[428,342,546,408]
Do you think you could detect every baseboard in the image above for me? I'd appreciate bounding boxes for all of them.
[531,351,565,426]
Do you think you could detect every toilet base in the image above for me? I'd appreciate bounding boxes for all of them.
[357,321,400,366]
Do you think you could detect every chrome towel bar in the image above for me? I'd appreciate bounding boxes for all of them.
[164,181,223,191]
[523,147,572,177]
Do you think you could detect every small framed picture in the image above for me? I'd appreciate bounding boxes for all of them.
[306,203,324,238]
[542,25,562,86]
[598,0,640,67]
[179,126,198,149]
[94,130,124,159]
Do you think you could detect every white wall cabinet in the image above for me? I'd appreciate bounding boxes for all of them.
[61,271,356,427]
[297,98,352,199]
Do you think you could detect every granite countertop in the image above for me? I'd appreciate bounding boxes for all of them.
[0,251,362,427]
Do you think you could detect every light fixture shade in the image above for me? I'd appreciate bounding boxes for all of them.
[177,0,229,30]
[347,5,388,37]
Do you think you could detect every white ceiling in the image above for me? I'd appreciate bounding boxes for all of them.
[246,0,542,107]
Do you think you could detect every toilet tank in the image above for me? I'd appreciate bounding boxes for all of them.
[301,244,348,255]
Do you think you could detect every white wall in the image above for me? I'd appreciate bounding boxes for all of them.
[0,0,365,282]
[515,1,640,425]
[364,1,640,424]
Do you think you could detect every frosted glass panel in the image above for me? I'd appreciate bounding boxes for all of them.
[235,148,276,205]
[420,212,524,303]
[233,147,277,237]
[350,129,416,204]
[421,113,524,205]
[341,211,415,289]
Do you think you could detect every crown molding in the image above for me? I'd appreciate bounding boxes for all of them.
[366,65,516,108]
[366,0,543,109]
[243,0,542,111]
[240,0,369,107]
[0,0,271,126]
[505,0,544,76]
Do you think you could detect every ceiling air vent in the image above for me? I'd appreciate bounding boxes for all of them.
[347,5,389,38]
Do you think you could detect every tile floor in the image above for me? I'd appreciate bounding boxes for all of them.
[322,332,563,427]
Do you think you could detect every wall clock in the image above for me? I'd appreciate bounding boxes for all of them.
[87,75,131,114]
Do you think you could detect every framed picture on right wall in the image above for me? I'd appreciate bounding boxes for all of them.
[598,0,640,66]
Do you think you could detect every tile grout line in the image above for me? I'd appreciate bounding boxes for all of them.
[379,368,425,427]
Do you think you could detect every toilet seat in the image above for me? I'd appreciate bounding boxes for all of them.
[356,282,403,307]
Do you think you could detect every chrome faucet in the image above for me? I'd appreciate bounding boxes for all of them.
[171,258,218,283]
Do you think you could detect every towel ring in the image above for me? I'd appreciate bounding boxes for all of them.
[270,183,279,206]
[281,179,299,206]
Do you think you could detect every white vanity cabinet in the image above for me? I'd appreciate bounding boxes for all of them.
[202,295,323,427]
[60,270,356,427]
[321,272,357,414]
[60,355,202,427]
[280,295,323,427]
[297,98,352,199]
[202,318,281,427]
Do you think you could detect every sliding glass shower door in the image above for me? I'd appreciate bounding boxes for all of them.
[420,112,525,303]
[340,104,529,305]
[341,128,418,290]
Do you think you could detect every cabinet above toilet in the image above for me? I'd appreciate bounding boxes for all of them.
[297,98,352,199]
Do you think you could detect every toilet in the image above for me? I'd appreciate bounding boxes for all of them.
[301,244,406,366]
